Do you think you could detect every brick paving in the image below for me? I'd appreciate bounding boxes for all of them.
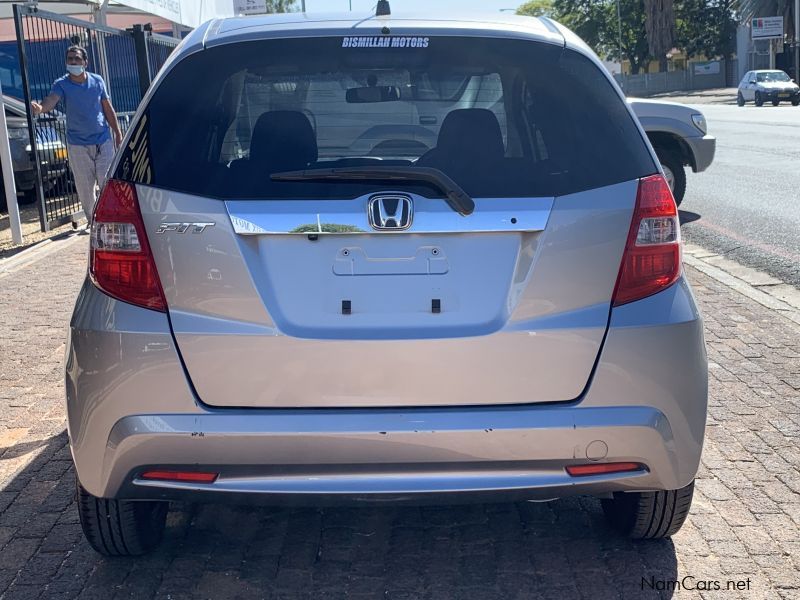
[0,236,799,599]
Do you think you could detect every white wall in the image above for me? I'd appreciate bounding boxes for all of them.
[736,25,751,82]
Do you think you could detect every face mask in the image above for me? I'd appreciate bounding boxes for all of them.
[66,64,85,76]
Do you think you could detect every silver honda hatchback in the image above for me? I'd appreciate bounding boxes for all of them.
[66,10,707,555]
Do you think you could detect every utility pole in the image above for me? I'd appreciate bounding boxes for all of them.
[92,0,112,98]
[301,0,306,11]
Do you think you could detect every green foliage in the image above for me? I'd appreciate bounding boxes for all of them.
[676,0,738,59]
[516,0,556,17]
[543,0,652,73]
[266,0,298,12]
[524,0,737,72]
[290,224,366,233]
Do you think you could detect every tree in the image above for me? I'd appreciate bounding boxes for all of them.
[517,0,556,17]
[265,0,298,12]
[645,0,676,71]
[541,0,652,73]
[676,0,737,60]
[612,0,653,73]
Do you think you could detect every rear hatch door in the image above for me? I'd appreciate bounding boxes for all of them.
[128,31,655,408]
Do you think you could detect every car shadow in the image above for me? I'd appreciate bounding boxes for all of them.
[679,209,701,226]
[0,431,679,598]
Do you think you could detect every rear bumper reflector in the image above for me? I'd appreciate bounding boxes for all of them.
[565,462,646,477]
[140,470,219,483]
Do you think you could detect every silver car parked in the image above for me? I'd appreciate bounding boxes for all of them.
[737,69,800,106]
[67,10,708,555]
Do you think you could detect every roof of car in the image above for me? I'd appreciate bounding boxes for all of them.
[144,12,603,105]
[214,11,552,35]
[190,11,578,53]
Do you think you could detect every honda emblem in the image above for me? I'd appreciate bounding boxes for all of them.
[368,195,413,231]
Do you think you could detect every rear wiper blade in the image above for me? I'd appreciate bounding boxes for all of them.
[271,166,475,216]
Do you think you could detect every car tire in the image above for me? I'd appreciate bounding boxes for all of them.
[772,99,780,106]
[792,98,799,106]
[755,91,764,106]
[737,92,745,106]
[655,149,686,206]
[77,481,168,556]
[601,480,694,539]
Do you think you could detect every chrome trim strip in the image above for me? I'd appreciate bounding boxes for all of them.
[226,195,553,235]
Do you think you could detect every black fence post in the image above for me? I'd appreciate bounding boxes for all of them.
[131,24,151,99]
[13,4,48,232]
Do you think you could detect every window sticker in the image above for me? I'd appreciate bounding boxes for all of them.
[341,36,430,48]
[118,113,152,185]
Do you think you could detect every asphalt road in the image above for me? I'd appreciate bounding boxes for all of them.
[679,102,800,287]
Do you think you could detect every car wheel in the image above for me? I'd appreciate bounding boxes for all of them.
[792,98,799,106]
[601,480,694,539]
[755,91,764,106]
[655,149,686,206]
[737,92,745,106]
[772,99,780,106]
[77,481,168,556]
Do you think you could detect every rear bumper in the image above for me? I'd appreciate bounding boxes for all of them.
[111,405,672,503]
[66,276,707,501]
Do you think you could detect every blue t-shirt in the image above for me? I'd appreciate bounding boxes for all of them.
[50,72,110,146]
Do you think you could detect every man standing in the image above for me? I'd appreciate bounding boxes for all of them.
[31,45,122,227]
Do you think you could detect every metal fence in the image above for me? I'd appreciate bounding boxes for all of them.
[13,5,178,231]
[614,60,729,96]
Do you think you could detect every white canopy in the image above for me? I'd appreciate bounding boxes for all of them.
[0,0,273,28]
[87,0,271,28]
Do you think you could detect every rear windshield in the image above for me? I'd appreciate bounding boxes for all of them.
[117,36,654,199]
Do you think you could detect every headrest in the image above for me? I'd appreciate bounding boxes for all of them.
[249,110,318,171]
[436,109,505,162]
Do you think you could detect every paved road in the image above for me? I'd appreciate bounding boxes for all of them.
[680,103,800,288]
[1,237,799,598]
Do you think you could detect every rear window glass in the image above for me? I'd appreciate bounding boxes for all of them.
[118,36,654,199]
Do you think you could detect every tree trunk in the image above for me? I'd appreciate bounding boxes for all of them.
[659,56,669,72]
[645,0,675,73]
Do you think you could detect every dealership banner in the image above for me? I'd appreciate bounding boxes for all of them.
[752,16,784,40]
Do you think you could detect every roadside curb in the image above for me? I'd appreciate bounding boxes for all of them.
[683,243,800,326]
[0,231,85,279]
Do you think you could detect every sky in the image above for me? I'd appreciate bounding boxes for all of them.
[304,0,521,15]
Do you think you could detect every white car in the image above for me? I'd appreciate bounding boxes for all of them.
[628,99,715,205]
[737,70,800,106]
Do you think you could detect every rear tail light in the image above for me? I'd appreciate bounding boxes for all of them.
[612,175,681,306]
[566,462,645,477]
[89,180,166,312]
[140,471,219,483]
